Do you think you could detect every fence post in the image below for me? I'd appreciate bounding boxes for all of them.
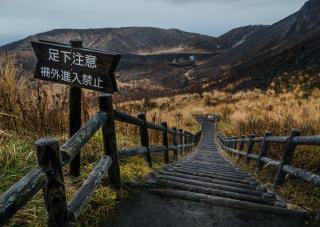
[184,131,188,153]
[226,138,230,154]
[222,136,226,147]
[172,127,178,161]
[161,122,169,163]
[99,94,121,188]
[273,129,301,188]
[69,40,82,177]
[179,129,183,156]
[245,134,256,164]
[184,131,188,152]
[257,131,272,170]
[186,132,189,152]
[233,137,238,157]
[233,137,238,150]
[238,135,245,160]
[138,113,152,167]
[191,133,195,148]
[187,132,191,152]
[35,138,69,227]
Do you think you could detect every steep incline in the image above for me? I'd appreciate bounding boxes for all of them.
[105,118,306,227]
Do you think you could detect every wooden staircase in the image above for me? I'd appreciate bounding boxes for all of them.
[147,118,307,218]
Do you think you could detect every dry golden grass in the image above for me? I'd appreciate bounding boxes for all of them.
[0,52,195,226]
[1,51,320,223]
[118,83,320,214]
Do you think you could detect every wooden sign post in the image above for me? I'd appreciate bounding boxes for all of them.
[69,40,82,177]
[32,40,121,92]
[32,39,121,176]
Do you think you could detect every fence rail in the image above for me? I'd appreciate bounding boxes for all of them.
[217,129,320,188]
[0,94,197,226]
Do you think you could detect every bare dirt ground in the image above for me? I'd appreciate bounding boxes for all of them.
[103,190,304,227]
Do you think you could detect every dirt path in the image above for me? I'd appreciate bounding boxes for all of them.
[104,117,306,227]
[103,190,303,227]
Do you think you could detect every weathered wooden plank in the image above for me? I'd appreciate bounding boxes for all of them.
[151,189,308,218]
[227,137,263,143]
[147,122,165,131]
[171,166,248,180]
[260,157,281,167]
[68,155,112,221]
[177,161,243,172]
[247,153,259,160]
[114,110,144,126]
[118,147,148,158]
[158,170,256,190]
[265,136,288,144]
[0,168,47,226]
[166,167,255,185]
[155,173,262,196]
[282,165,320,186]
[174,164,249,176]
[168,145,177,151]
[36,138,69,227]
[149,145,167,153]
[292,136,320,145]
[153,178,273,205]
[60,111,107,164]
[222,145,247,156]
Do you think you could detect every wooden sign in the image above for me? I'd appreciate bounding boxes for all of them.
[31,40,121,93]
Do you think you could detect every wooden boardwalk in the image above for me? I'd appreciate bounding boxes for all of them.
[150,118,298,214]
[107,117,307,226]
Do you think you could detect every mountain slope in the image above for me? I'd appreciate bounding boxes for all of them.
[1,0,319,94]
[201,0,320,89]
[1,27,217,54]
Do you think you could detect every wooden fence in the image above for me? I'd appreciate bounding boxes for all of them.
[0,94,197,226]
[217,129,320,189]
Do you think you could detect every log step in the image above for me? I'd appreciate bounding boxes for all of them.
[146,118,303,217]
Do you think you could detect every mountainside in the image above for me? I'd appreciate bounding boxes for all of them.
[211,0,320,66]
[1,27,217,54]
[1,0,319,95]
[202,0,320,90]
[0,27,221,91]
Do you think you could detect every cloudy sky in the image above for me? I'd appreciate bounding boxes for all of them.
[0,0,307,46]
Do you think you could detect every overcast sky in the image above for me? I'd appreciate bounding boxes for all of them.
[0,0,307,46]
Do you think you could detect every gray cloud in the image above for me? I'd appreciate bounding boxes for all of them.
[0,0,307,46]
[147,0,300,5]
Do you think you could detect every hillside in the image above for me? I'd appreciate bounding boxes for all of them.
[0,27,220,93]
[1,0,320,95]
[201,0,320,90]
[1,27,217,54]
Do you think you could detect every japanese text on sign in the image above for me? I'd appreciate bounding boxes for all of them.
[40,66,103,88]
[48,48,97,69]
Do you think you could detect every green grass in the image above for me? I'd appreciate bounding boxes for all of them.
[0,136,35,192]
[1,128,192,226]
[220,149,320,225]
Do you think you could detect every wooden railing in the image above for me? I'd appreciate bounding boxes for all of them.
[0,94,197,226]
[217,129,320,189]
